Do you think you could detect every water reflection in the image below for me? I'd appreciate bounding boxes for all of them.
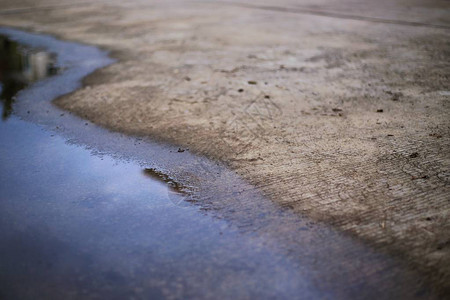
[0,35,58,120]
[143,168,193,207]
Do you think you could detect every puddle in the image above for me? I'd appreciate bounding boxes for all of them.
[0,28,437,299]
[0,113,316,299]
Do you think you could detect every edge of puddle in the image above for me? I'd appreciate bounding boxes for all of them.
[0,26,440,299]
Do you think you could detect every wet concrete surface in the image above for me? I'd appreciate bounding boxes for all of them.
[0,0,448,294]
[0,28,443,299]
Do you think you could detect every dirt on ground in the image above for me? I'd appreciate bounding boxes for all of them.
[1,0,449,293]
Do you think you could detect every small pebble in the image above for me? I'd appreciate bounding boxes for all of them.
[409,152,419,158]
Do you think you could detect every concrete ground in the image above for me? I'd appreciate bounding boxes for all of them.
[0,0,449,294]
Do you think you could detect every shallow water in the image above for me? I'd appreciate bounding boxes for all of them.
[0,28,436,299]
[0,109,318,299]
[0,32,316,299]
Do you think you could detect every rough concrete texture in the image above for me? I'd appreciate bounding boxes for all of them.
[1,0,449,293]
